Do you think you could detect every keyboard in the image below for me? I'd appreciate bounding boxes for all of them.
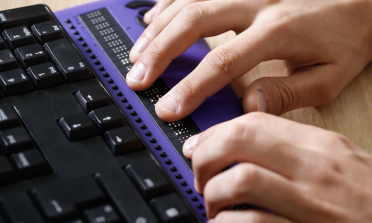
[0,1,244,223]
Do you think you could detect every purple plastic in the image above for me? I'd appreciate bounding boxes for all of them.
[55,0,244,222]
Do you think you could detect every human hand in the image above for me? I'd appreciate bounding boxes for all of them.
[127,0,372,122]
[181,112,372,222]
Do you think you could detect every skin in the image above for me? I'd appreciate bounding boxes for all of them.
[126,0,372,221]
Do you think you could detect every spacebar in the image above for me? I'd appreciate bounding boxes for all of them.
[43,39,92,82]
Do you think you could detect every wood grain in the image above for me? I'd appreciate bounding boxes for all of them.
[2,0,371,152]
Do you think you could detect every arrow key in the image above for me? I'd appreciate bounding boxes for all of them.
[88,105,127,133]
[0,68,34,95]
[103,126,143,155]
[75,86,113,112]
[59,112,99,141]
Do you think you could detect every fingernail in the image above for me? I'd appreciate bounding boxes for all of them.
[256,90,266,112]
[127,62,146,82]
[133,36,150,54]
[144,8,157,20]
[207,220,214,223]
[157,95,178,113]
[184,134,200,151]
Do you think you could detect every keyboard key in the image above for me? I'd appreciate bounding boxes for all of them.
[103,126,143,155]
[59,112,99,141]
[136,16,148,28]
[31,176,108,222]
[125,1,155,9]
[88,105,127,133]
[2,25,36,49]
[95,169,159,223]
[84,205,121,223]
[14,43,49,68]
[44,39,92,82]
[0,106,22,130]
[31,20,66,44]
[150,193,193,223]
[0,5,52,31]
[75,87,113,113]
[0,156,17,185]
[26,62,63,89]
[10,148,51,179]
[0,49,19,72]
[0,126,35,154]
[0,68,34,95]
[125,159,172,199]
[0,36,6,50]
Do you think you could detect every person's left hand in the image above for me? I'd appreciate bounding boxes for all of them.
[182,112,372,222]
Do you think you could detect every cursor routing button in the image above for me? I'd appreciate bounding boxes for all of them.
[59,112,99,141]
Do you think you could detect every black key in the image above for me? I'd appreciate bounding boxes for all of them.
[0,68,34,95]
[44,39,92,82]
[150,194,193,223]
[14,43,49,68]
[0,156,17,185]
[59,112,99,141]
[0,49,19,72]
[125,159,172,199]
[103,126,143,155]
[2,26,36,49]
[31,176,108,222]
[95,169,159,223]
[125,1,155,9]
[10,148,51,179]
[0,126,35,154]
[84,205,121,223]
[0,106,22,130]
[136,16,148,28]
[139,9,150,16]
[0,193,45,223]
[88,105,127,133]
[75,87,113,113]
[26,62,63,89]
[31,20,66,44]
[0,36,6,50]
[0,5,52,31]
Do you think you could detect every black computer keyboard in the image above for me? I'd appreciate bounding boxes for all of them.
[0,4,199,223]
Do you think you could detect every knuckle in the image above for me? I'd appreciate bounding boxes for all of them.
[241,112,272,126]
[173,78,198,101]
[179,2,206,25]
[231,164,260,192]
[142,40,163,61]
[218,123,249,150]
[206,47,238,77]
[245,211,268,223]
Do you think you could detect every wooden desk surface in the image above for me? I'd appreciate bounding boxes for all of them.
[2,0,372,153]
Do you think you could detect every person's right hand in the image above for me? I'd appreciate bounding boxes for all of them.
[127,0,372,122]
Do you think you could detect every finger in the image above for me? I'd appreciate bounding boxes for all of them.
[130,0,199,62]
[242,64,351,115]
[143,0,176,24]
[213,210,296,223]
[191,112,331,192]
[127,0,258,92]
[205,163,304,220]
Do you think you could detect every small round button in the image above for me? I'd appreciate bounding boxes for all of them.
[77,36,84,41]
[94,60,101,65]
[112,85,118,90]
[103,72,110,77]
[65,19,71,23]
[126,104,133,109]
[135,118,142,123]
[90,54,96,59]
[165,159,172,165]
[82,42,88,47]
[170,166,177,172]
[121,98,128,103]
[176,174,183,179]
[99,66,105,71]
[186,188,193,194]
[73,31,79,35]
[107,79,114,84]
[145,131,152,136]
[86,48,92,53]
[191,196,198,201]
[117,92,123,96]
[140,124,147,129]
[155,145,162,150]
[69,25,75,29]
[131,111,137,116]
[150,138,157,143]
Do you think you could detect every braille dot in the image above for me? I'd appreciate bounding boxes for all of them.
[73,31,79,35]
[94,60,101,65]
[117,92,123,96]
[140,124,147,129]
[112,85,118,90]
[103,72,110,77]
[90,54,96,59]
[65,19,71,23]
[150,138,157,143]
[121,98,128,103]
[197,204,204,209]
[77,36,84,41]
[135,118,142,123]
[126,104,132,109]
[186,188,193,194]
[82,42,88,47]
[155,145,162,150]
[170,166,177,172]
[165,159,172,164]
[160,152,166,157]
[69,25,75,29]
[191,196,198,201]
[145,131,152,136]
[86,48,92,53]
[180,181,187,186]
[107,79,114,84]
[131,111,137,116]
[99,66,105,71]
[176,174,182,179]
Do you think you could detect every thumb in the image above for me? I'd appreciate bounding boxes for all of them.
[242,65,344,115]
